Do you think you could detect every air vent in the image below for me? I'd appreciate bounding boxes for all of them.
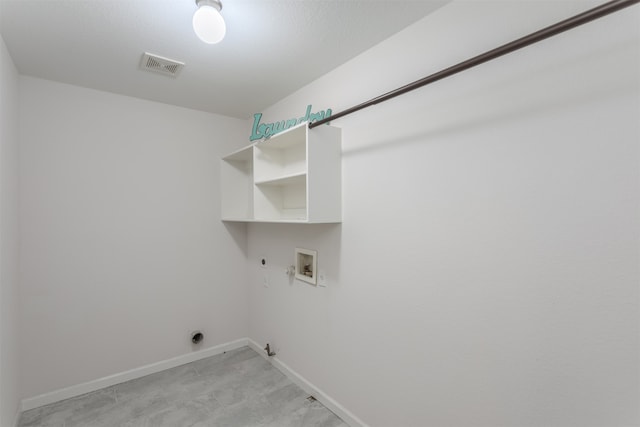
[139,52,184,78]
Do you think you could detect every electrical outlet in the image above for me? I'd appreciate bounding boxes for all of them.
[318,269,327,287]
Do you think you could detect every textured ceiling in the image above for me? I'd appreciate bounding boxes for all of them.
[0,0,448,118]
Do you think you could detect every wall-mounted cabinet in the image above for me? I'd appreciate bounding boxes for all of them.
[221,123,341,223]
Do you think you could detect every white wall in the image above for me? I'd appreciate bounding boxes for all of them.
[247,2,640,426]
[0,34,21,427]
[18,77,249,399]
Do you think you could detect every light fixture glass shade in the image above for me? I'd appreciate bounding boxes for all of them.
[193,4,226,44]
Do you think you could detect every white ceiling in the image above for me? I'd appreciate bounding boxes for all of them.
[0,0,447,119]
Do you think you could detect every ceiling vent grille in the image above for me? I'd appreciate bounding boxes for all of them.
[140,52,184,78]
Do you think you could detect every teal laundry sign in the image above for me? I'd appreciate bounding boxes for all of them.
[250,104,332,141]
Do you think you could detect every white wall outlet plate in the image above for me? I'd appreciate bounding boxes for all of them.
[318,269,327,287]
[295,247,317,285]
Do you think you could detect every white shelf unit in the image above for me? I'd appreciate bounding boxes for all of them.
[220,123,341,223]
[220,146,253,221]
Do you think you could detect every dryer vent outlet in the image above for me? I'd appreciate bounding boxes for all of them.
[191,331,204,345]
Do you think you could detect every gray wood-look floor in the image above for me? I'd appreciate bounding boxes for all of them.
[18,346,347,427]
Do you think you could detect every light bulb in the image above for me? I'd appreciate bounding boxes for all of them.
[193,2,226,44]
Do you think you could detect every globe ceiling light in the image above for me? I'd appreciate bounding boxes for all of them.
[193,0,226,44]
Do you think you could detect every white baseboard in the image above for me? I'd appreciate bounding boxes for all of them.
[20,338,248,412]
[247,339,368,427]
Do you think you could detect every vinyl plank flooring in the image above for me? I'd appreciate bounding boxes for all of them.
[18,346,348,427]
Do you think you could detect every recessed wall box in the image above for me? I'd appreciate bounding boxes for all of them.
[295,248,317,285]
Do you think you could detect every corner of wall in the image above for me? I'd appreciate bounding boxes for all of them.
[0,33,22,427]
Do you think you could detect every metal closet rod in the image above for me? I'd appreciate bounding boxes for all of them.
[309,0,639,129]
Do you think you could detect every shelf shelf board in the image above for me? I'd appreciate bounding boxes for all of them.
[258,123,307,150]
[252,219,308,223]
[254,172,306,186]
[222,218,306,223]
[223,146,253,162]
[222,218,342,224]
